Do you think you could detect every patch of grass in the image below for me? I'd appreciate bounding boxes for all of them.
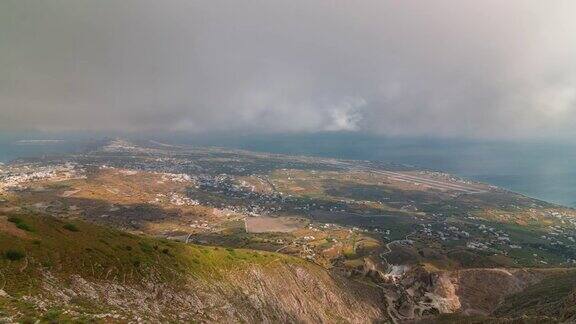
[342,245,357,259]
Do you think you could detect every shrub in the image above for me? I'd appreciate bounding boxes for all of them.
[63,223,79,232]
[4,250,25,261]
[15,222,33,231]
[42,309,62,321]
[139,242,153,253]
[7,217,33,232]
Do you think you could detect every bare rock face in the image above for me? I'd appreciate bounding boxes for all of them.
[37,262,386,323]
[428,272,461,313]
[223,265,384,323]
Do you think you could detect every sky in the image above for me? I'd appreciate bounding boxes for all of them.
[1,0,575,139]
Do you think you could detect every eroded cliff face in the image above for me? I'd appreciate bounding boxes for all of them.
[365,263,564,323]
[22,262,385,323]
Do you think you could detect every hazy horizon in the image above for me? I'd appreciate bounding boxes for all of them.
[2,132,576,208]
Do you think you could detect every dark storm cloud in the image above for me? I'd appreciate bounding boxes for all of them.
[1,0,575,138]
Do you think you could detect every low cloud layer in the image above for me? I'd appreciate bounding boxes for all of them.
[1,0,575,138]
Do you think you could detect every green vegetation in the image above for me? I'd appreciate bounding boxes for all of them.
[3,249,25,261]
[62,223,79,232]
[7,216,34,232]
[0,211,303,322]
[494,269,576,319]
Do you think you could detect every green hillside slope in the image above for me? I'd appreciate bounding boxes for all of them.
[0,212,384,322]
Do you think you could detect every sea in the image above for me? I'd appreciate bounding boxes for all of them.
[0,133,90,163]
[2,132,576,208]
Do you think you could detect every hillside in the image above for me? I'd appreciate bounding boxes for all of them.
[0,212,385,322]
[2,140,576,322]
[493,268,576,320]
